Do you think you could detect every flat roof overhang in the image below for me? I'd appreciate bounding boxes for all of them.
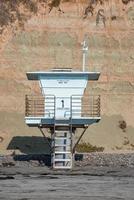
[25,117,101,128]
[26,71,100,81]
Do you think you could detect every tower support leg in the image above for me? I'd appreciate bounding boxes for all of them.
[72,126,88,154]
[38,127,52,150]
[38,126,88,169]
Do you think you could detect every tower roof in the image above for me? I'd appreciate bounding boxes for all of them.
[26,71,100,81]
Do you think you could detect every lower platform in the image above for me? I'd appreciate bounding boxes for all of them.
[25,117,101,128]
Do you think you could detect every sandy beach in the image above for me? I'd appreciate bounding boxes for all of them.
[1,153,134,200]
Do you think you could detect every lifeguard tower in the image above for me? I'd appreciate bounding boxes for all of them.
[25,40,101,169]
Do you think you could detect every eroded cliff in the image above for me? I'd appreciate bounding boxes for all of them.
[0,0,134,153]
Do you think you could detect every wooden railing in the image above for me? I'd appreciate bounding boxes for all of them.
[25,95,100,118]
[25,95,45,117]
[71,95,100,117]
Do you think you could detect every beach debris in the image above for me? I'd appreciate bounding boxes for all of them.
[75,152,134,167]
[0,155,15,167]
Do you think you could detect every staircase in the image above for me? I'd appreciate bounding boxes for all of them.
[51,125,73,169]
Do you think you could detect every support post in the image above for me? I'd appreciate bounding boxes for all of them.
[72,126,88,153]
[82,39,88,72]
[38,127,52,149]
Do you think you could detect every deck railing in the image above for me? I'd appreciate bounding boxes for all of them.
[71,95,100,117]
[25,95,55,117]
[25,94,100,118]
[25,95,44,117]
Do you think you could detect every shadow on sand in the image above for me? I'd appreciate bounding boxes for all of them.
[7,136,51,166]
[7,136,83,166]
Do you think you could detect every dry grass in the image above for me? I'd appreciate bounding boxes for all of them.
[76,142,104,153]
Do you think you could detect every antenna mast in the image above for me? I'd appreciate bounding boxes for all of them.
[82,37,88,72]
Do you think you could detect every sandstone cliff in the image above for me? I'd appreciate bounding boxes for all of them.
[0,0,134,154]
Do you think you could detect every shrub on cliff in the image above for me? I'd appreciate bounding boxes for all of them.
[76,142,104,153]
[0,0,38,33]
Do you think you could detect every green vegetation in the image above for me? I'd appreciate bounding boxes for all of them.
[76,142,104,153]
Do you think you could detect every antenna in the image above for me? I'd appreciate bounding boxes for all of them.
[82,36,88,72]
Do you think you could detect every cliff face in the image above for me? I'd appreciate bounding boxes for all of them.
[0,0,134,154]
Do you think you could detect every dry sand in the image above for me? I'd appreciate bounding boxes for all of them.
[0,113,134,155]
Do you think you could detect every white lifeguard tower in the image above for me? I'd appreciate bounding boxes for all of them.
[25,39,101,169]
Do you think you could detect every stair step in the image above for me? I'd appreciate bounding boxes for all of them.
[53,166,72,169]
[55,130,70,132]
[53,138,71,141]
[54,134,71,137]
[55,124,70,126]
[54,137,70,140]
[54,159,71,162]
[54,133,70,135]
[54,151,71,154]
[54,144,70,147]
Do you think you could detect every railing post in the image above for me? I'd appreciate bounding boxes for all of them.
[70,96,72,120]
[25,95,27,116]
[54,95,56,119]
[99,95,101,117]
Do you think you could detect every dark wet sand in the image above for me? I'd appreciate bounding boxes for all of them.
[0,165,134,200]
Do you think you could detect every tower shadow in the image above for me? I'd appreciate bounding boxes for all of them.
[7,136,51,166]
